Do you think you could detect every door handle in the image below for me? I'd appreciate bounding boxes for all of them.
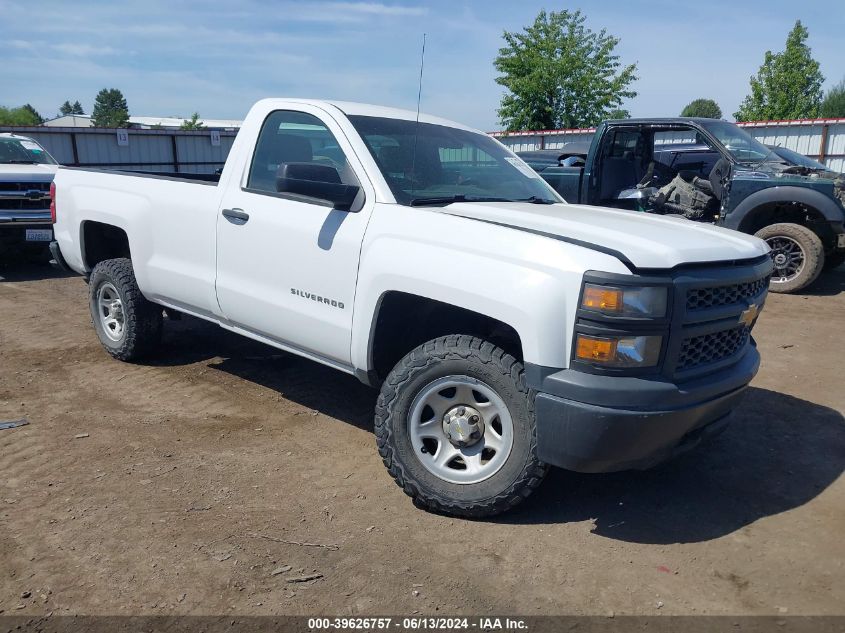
[222,208,250,224]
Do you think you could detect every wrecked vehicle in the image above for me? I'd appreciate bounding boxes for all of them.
[519,119,845,292]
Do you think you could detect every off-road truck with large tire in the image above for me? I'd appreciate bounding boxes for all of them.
[519,118,845,293]
[50,99,772,517]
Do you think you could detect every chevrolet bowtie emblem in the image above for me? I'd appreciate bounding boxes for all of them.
[739,303,759,327]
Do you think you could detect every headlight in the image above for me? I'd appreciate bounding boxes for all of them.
[581,284,667,318]
[575,334,662,368]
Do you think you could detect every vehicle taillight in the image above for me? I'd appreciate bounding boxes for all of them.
[50,181,56,224]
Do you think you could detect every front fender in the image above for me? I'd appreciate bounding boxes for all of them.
[349,208,629,372]
[724,185,845,232]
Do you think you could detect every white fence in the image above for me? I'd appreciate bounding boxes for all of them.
[493,118,845,173]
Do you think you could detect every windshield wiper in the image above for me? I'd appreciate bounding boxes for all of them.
[410,194,556,207]
[515,195,556,204]
[5,160,38,164]
[410,195,514,206]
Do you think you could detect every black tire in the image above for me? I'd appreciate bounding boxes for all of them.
[375,335,548,518]
[755,223,825,293]
[823,250,845,271]
[88,258,162,361]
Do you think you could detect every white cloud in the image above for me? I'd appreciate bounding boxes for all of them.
[320,2,428,16]
[52,43,120,57]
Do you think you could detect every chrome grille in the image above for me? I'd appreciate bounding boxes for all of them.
[0,182,52,211]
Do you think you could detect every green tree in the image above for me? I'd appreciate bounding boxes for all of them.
[180,112,205,130]
[820,79,845,118]
[91,88,129,128]
[734,20,824,121]
[0,105,42,126]
[59,100,85,115]
[606,108,630,120]
[494,9,638,130]
[681,98,722,119]
[22,103,43,124]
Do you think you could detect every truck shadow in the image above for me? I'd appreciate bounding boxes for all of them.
[500,386,844,542]
[0,260,74,282]
[158,317,844,541]
[803,264,845,296]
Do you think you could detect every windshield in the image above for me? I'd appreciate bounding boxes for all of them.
[0,137,57,165]
[772,146,829,170]
[348,116,561,206]
[698,120,773,164]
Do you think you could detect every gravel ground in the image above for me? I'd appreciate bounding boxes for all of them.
[0,260,843,617]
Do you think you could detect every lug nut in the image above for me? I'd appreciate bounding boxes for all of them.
[470,415,479,424]
[457,407,466,416]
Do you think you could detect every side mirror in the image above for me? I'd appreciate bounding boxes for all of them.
[276,162,360,211]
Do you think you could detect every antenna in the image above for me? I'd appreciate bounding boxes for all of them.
[410,33,426,198]
[415,33,426,123]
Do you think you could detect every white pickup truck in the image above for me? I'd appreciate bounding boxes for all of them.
[0,133,58,258]
[51,99,772,517]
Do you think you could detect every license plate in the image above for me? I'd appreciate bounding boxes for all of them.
[25,229,53,242]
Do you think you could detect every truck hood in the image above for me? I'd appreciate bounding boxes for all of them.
[0,164,59,181]
[437,202,769,270]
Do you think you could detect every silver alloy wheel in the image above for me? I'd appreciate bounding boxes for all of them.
[766,235,805,284]
[97,282,125,342]
[408,375,514,485]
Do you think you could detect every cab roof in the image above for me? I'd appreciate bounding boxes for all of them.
[252,98,480,133]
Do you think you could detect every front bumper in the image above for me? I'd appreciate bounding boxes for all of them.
[530,344,759,473]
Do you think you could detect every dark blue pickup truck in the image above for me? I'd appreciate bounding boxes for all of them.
[519,118,845,293]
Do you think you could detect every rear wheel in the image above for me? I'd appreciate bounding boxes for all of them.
[375,335,548,518]
[755,223,824,293]
[89,258,162,361]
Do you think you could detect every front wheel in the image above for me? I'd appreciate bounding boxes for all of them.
[755,223,825,293]
[375,335,548,518]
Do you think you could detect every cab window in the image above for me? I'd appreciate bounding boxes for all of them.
[246,110,355,194]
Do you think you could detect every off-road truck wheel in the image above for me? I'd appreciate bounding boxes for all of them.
[755,223,824,293]
[88,258,162,361]
[375,335,548,518]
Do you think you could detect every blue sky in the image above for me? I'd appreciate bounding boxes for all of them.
[1,0,842,130]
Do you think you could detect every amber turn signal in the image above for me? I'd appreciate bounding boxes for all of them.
[575,335,617,362]
[581,286,622,312]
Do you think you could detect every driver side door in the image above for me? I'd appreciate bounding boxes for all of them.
[215,106,373,368]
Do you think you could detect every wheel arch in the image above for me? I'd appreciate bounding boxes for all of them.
[728,187,842,241]
[80,220,131,271]
[361,290,526,386]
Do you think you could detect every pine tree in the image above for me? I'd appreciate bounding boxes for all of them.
[91,88,130,128]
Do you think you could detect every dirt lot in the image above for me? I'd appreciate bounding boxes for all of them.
[1,261,843,617]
